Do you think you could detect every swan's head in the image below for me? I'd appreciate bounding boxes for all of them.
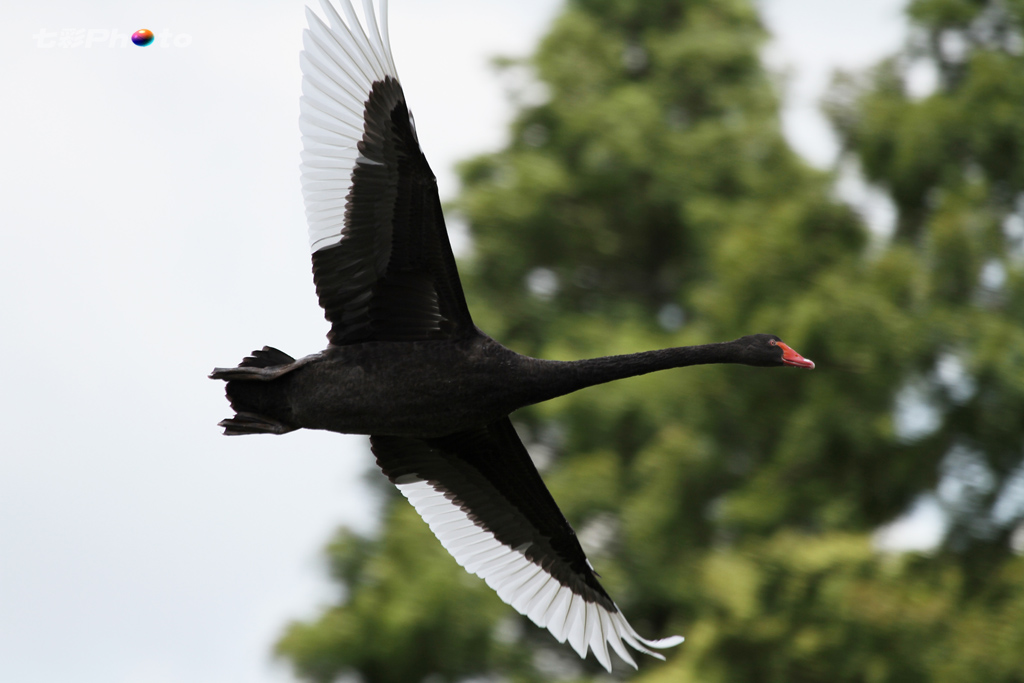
[737,334,815,369]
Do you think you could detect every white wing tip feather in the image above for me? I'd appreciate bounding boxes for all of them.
[395,478,684,672]
[299,0,399,255]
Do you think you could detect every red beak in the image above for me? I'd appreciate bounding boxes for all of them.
[778,342,815,369]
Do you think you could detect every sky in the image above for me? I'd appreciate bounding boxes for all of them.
[1,1,913,682]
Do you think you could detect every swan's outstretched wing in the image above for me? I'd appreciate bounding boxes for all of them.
[370,419,684,671]
[300,0,473,345]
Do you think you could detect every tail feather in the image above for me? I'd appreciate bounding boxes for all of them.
[210,346,297,381]
[239,346,295,368]
[219,412,296,436]
[211,346,299,435]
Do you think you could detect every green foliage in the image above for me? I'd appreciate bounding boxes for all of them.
[276,0,1024,680]
[276,506,513,683]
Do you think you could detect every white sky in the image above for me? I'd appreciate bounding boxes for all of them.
[1,1,911,682]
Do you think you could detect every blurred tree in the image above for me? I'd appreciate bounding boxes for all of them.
[276,0,1024,681]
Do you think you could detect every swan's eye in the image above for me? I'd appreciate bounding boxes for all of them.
[770,339,777,346]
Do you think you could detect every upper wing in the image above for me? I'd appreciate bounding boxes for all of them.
[370,419,684,671]
[299,0,473,345]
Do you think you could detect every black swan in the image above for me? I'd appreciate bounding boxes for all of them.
[211,0,814,670]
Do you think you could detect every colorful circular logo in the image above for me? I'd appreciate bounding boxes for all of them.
[132,29,154,47]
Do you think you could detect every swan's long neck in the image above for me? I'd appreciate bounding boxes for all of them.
[519,342,739,407]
